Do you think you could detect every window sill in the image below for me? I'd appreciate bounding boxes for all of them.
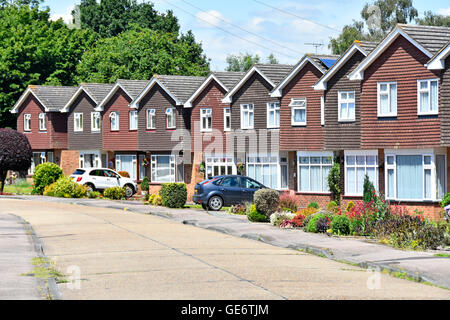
[386,198,441,203]
[291,123,306,127]
[338,120,356,123]
[296,191,332,195]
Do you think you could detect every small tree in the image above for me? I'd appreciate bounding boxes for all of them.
[327,157,341,205]
[0,129,32,193]
[363,174,376,203]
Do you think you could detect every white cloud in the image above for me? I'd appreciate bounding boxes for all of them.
[50,5,75,25]
[196,10,229,28]
[437,7,450,16]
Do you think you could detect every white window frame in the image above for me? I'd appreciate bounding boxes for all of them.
[224,108,231,132]
[39,113,46,131]
[338,91,356,122]
[290,98,307,126]
[200,108,212,132]
[246,153,288,190]
[146,109,156,130]
[110,111,119,131]
[385,150,446,202]
[91,112,101,132]
[377,82,397,117]
[205,155,236,179]
[240,104,254,130]
[151,154,176,183]
[417,79,439,115]
[79,150,103,169]
[267,102,280,129]
[129,110,138,131]
[116,154,137,181]
[344,150,378,197]
[74,113,83,132]
[24,114,31,132]
[166,108,176,129]
[297,151,334,194]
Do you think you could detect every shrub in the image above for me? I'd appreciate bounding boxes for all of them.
[441,193,450,208]
[149,194,162,206]
[88,191,101,199]
[306,213,327,233]
[363,174,376,204]
[331,215,351,235]
[140,176,149,192]
[159,183,187,208]
[291,214,306,228]
[118,171,130,178]
[104,187,126,200]
[278,192,298,212]
[254,189,280,218]
[52,176,87,198]
[346,201,355,212]
[229,204,247,215]
[327,159,340,205]
[43,182,56,197]
[296,207,318,217]
[32,163,64,195]
[270,211,296,227]
[247,204,269,223]
[326,201,338,213]
[316,216,331,233]
[307,202,319,209]
[280,220,294,229]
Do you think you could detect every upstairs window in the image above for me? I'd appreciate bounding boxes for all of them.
[39,113,46,131]
[74,113,83,132]
[418,79,438,115]
[267,102,280,128]
[24,114,31,131]
[240,104,254,129]
[146,109,156,130]
[166,108,176,129]
[290,98,306,126]
[378,82,397,117]
[91,112,101,132]
[224,108,231,132]
[200,109,212,132]
[110,111,119,131]
[129,110,138,131]
[338,91,355,122]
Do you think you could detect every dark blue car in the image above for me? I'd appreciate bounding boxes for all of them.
[193,175,266,211]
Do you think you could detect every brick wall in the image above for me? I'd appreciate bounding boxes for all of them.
[60,150,79,176]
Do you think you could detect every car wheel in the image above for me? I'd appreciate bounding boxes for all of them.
[208,196,223,211]
[84,183,95,193]
[124,185,134,199]
[201,203,208,211]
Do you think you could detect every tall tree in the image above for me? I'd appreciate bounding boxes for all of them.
[76,0,180,38]
[75,25,210,83]
[416,11,450,27]
[266,53,279,65]
[225,53,261,72]
[0,1,97,128]
[329,0,418,55]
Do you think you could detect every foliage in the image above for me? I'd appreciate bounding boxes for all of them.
[291,214,306,228]
[331,215,351,235]
[416,11,450,27]
[149,193,162,206]
[363,175,376,203]
[346,201,355,212]
[307,202,319,209]
[103,186,126,200]
[278,192,298,212]
[118,171,130,178]
[228,204,247,215]
[140,176,149,192]
[266,53,279,64]
[254,189,280,218]
[316,216,331,234]
[159,183,187,208]
[75,25,210,83]
[43,182,56,197]
[225,53,260,72]
[440,193,450,208]
[52,176,87,198]
[247,204,269,223]
[270,211,296,227]
[306,213,327,233]
[32,162,63,195]
[296,207,319,217]
[87,190,101,199]
[329,21,369,55]
[327,201,339,213]
[0,129,32,192]
[280,219,294,229]
[327,158,341,205]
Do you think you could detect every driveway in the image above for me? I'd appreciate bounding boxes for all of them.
[0,198,449,300]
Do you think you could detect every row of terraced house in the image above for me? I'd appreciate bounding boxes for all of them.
[11,24,450,219]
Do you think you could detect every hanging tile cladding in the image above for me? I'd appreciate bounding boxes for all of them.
[441,56,450,146]
[280,61,325,151]
[324,51,365,150]
[67,92,102,150]
[102,88,138,151]
[361,36,442,149]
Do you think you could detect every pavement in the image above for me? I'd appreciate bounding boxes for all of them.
[0,213,42,300]
[0,196,449,300]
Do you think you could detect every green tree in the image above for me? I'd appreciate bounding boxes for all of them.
[266,53,279,64]
[0,1,97,128]
[76,0,180,38]
[75,25,210,83]
[329,21,368,55]
[363,174,376,203]
[226,53,261,72]
[327,157,341,205]
[416,11,450,27]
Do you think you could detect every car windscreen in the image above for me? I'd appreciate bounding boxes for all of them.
[72,169,85,175]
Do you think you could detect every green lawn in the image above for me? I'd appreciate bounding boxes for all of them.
[185,204,231,211]
[3,181,33,195]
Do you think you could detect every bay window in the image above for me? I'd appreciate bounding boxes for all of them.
[338,91,355,122]
[200,108,212,132]
[290,98,306,126]
[129,111,138,130]
[378,82,397,117]
[146,109,156,130]
[39,113,46,131]
[151,155,175,183]
[110,111,119,131]
[418,79,438,115]
[298,152,333,193]
[24,114,31,131]
[74,113,83,132]
[267,102,280,128]
[345,151,378,196]
[241,104,254,129]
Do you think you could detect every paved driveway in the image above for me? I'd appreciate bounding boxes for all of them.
[0,199,449,300]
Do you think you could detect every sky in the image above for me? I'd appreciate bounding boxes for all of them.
[43,0,450,71]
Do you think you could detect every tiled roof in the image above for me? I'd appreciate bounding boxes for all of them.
[155,75,207,104]
[254,64,295,85]
[212,71,245,90]
[399,24,450,55]
[308,54,340,72]
[357,41,379,54]
[117,79,151,99]
[81,83,115,103]
[28,85,78,112]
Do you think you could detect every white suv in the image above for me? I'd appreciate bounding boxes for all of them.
[71,168,138,198]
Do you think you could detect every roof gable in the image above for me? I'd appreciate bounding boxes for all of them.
[428,42,450,70]
[96,80,149,111]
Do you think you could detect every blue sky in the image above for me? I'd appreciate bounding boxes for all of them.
[43,0,450,70]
